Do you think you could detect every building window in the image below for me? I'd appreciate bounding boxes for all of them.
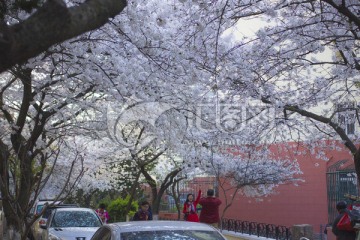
[337,102,356,135]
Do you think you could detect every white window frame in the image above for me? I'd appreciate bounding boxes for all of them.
[337,102,356,135]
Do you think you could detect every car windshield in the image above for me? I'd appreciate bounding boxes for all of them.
[120,230,225,240]
[51,211,102,228]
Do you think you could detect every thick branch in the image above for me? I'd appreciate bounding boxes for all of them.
[322,0,360,29]
[140,165,158,200]
[283,104,358,154]
[10,68,32,153]
[0,0,127,73]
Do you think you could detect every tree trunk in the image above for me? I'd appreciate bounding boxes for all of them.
[171,181,181,220]
[5,226,22,240]
[124,172,141,216]
[2,194,25,240]
[354,150,360,186]
[84,193,93,208]
[152,194,162,215]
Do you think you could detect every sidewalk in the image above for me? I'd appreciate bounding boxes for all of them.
[222,230,276,240]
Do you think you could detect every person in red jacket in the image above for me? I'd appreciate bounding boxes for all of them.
[183,189,201,222]
[199,189,222,228]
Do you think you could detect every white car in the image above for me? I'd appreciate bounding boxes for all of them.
[29,204,79,240]
[91,221,227,240]
[40,207,102,240]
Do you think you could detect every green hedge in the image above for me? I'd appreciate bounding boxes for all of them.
[107,196,138,222]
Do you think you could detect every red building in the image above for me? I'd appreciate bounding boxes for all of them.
[219,141,356,233]
[159,141,357,236]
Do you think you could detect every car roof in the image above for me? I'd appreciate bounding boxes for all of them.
[108,221,218,233]
[46,204,79,209]
[54,207,95,212]
[35,201,62,209]
[40,204,80,217]
[36,200,61,205]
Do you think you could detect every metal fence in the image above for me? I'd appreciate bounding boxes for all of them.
[221,218,291,240]
[326,168,358,223]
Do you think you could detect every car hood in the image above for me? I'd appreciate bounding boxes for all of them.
[49,227,99,240]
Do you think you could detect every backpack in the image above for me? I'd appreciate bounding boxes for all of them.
[337,212,354,231]
[337,206,360,231]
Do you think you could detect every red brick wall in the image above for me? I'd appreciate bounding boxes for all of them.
[219,142,354,232]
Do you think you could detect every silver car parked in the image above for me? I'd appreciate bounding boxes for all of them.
[40,207,102,240]
[91,220,227,240]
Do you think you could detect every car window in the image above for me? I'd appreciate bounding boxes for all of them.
[92,227,111,240]
[120,230,225,240]
[36,205,44,215]
[41,204,79,219]
[51,211,102,228]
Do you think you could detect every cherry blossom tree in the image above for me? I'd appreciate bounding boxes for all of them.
[200,0,360,180]
[0,1,326,238]
[101,110,189,217]
[127,0,359,182]
[0,61,106,239]
[87,96,303,219]
[209,145,301,219]
[0,11,130,236]
[0,2,200,236]
[0,0,135,236]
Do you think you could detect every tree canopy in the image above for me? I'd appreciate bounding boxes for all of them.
[1,0,359,238]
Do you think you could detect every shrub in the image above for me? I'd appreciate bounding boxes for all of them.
[107,196,138,222]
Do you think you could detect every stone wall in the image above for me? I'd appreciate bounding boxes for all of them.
[291,224,313,240]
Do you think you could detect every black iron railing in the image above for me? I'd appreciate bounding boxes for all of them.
[221,218,291,240]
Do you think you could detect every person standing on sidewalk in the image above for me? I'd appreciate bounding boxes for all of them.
[183,190,202,222]
[132,200,153,221]
[332,201,356,240]
[199,189,222,228]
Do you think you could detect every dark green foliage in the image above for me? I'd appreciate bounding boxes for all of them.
[65,189,123,208]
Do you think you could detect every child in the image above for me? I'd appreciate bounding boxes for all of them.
[96,203,110,223]
[133,200,153,221]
